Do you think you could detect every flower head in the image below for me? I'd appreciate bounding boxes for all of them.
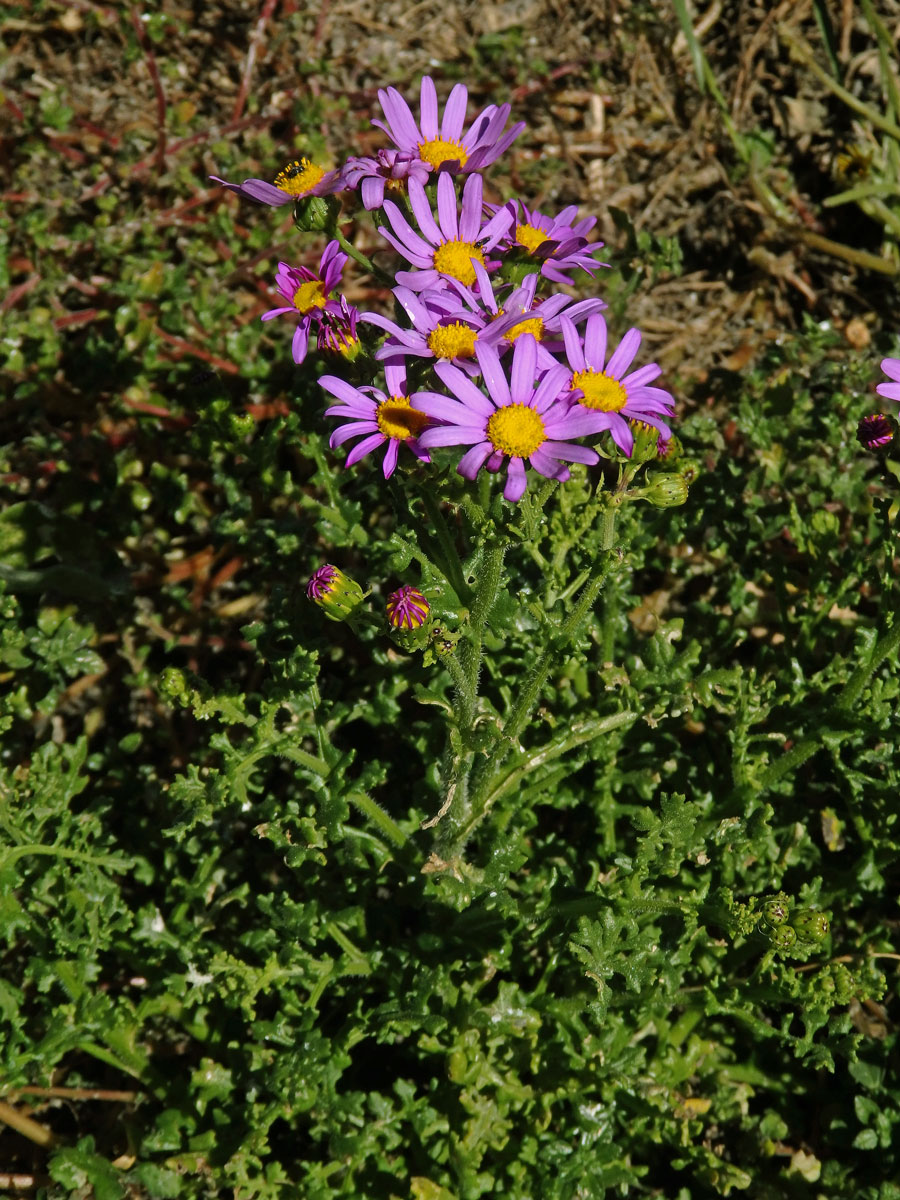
[261,241,347,364]
[340,149,431,210]
[374,77,524,175]
[494,200,607,284]
[378,172,512,292]
[319,360,433,478]
[306,565,365,621]
[856,413,894,450]
[211,157,341,207]
[876,357,900,406]
[317,296,363,361]
[558,314,675,456]
[386,585,430,630]
[362,285,486,376]
[415,335,604,502]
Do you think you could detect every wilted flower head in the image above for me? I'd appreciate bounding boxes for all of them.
[374,76,524,175]
[211,157,342,207]
[386,585,430,630]
[856,412,894,450]
[317,296,363,361]
[261,241,348,364]
[496,199,607,284]
[340,148,431,210]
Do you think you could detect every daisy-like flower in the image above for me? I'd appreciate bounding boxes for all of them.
[386,585,430,630]
[557,313,675,456]
[361,286,486,376]
[374,76,524,175]
[379,172,512,292]
[494,200,607,284]
[211,157,342,207]
[876,357,900,406]
[319,360,434,479]
[261,241,347,365]
[416,334,605,503]
[856,413,894,450]
[340,149,431,210]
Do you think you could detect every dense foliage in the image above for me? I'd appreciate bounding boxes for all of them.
[2,3,899,1198]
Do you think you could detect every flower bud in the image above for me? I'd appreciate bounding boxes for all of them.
[856,413,894,451]
[306,564,364,621]
[766,923,797,950]
[791,909,829,944]
[293,193,341,234]
[761,897,789,926]
[628,420,663,463]
[386,585,430,631]
[640,472,689,507]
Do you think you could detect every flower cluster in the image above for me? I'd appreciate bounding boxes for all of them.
[213,76,682,503]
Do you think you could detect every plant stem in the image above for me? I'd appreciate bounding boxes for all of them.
[418,486,470,602]
[332,227,395,286]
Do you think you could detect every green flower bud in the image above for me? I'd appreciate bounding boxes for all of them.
[629,420,662,463]
[293,193,341,234]
[306,564,365,622]
[791,909,829,944]
[639,472,690,507]
[765,923,797,950]
[761,897,789,926]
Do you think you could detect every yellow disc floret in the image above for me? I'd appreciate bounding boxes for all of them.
[515,223,550,254]
[504,317,544,344]
[432,240,486,287]
[273,158,327,196]
[572,369,628,412]
[486,404,546,458]
[418,138,468,170]
[292,280,328,313]
[376,396,430,441]
[427,322,478,359]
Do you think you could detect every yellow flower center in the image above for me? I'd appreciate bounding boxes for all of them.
[486,404,546,458]
[427,322,478,359]
[504,316,544,344]
[515,223,550,254]
[376,396,430,441]
[273,158,326,196]
[418,137,468,170]
[572,369,628,412]
[432,240,486,287]
[292,280,328,313]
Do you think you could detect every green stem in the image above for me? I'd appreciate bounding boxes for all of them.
[346,790,408,847]
[457,540,506,730]
[418,487,470,602]
[332,227,395,286]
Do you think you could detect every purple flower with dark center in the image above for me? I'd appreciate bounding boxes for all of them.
[492,199,607,284]
[319,361,434,478]
[340,149,431,210]
[261,241,347,365]
[557,313,675,456]
[386,585,430,630]
[378,172,512,292]
[856,413,894,450]
[876,357,900,406]
[211,157,342,207]
[374,76,524,175]
[415,335,605,503]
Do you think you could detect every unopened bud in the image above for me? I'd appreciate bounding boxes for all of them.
[639,472,689,507]
[293,193,341,234]
[791,909,829,944]
[856,413,894,451]
[628,420,662,463]
[386,585,430,631]
[306,564,364,621]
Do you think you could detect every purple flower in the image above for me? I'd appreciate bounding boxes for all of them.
[211,157,342,207]
[494,200,607,284]
[876,357,900,406]
[856,413,894,450]
[557,314,675,456]
[261,241,347,364]
[415,335,604,503]
[340,149,431,210]
[319,360,433,478]
[361,286,487,375]
[316,296,363,360]
[378,172,512,292]
[306,564,365,621]
[373,76,524,175]
[386,585,430,630]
